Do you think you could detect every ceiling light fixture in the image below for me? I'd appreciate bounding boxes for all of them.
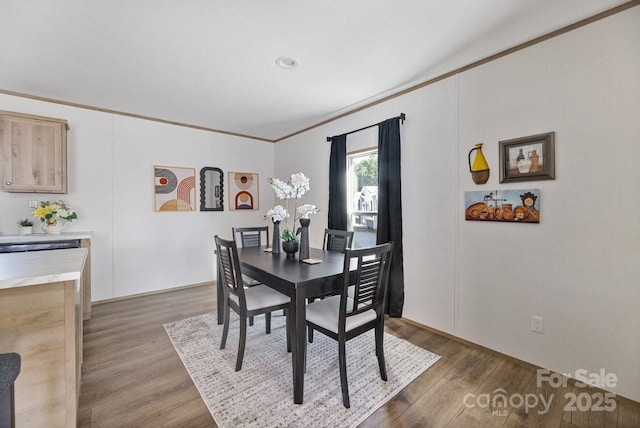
[275,56,298,69]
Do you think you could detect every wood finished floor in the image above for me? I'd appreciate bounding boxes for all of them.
[78,284,639,427]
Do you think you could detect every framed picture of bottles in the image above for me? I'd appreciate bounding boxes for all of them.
[499,132,555,183]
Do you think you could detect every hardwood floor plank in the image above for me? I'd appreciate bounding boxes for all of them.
[617,396,640,428]
[77,284,639,427]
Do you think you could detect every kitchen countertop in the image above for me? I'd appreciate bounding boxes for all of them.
[0,231,93,244]
[0,247,87,290]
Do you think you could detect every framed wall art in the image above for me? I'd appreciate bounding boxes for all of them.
[465,189,540,223]
[499,132,555,183]
[228,171,259,210]
[154,165,196,211]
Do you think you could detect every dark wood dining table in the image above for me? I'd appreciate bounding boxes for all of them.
[216,246,346,404]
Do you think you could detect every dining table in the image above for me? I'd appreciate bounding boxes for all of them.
[216,246,347,404]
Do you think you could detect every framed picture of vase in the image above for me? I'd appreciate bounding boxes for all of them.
[228,171,259,210]
[154,165,196,211]
[499,132,555,183]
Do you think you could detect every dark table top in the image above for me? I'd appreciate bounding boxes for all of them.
[237,246,346,292]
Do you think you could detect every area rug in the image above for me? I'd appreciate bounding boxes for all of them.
[164,312,440,427]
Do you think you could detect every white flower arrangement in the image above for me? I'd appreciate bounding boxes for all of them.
[265,173,318,241]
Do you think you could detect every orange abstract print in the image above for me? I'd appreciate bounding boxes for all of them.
[154,166,196,211]
[229,172,259,210]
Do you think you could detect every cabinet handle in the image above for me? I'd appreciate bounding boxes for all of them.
[5,181,11,185]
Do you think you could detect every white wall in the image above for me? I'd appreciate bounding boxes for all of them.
[275,8,640,401]
[0,94,274,301]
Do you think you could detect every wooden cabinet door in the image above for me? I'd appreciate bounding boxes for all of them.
[1,111,67,193]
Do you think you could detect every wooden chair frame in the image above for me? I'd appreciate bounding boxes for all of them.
[305,242,394,408]
[232,226,269,248]
[308,228,356,342]
[322,228,354,252]
[215,235,290,371]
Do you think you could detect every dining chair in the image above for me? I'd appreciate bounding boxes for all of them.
[232,226,269,288]
[232,226,270,249]
[307,228,355,343]
[232,226,276,324]
[305,242,394,408]
[322,228,354,252]
[215,235,291,371]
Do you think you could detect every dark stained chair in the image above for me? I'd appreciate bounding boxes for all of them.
[322,228,354,252]
[305,242,393,408]
[307,228,355,342]
[215,235,290,371]
[232,226,270,249]
[232,226,273,325]
[232,226,269,288]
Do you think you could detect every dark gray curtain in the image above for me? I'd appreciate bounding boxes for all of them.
[377,118,404,317]
[328,135,347,230]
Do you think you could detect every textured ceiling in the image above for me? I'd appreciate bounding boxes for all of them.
[0,0,630,141]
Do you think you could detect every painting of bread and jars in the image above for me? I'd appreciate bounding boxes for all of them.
[465,189,540,223]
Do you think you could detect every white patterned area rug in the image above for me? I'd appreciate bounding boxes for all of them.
[164,312,440,428]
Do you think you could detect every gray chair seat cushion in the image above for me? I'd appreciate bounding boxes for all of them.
[306,295,376,334]
[229,285,290,311]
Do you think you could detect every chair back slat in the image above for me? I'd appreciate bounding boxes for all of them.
[323,229,354,252]
[215,235,246,303]
[340,242,393,322]
[232,226,269,248]
[241,233,261,247]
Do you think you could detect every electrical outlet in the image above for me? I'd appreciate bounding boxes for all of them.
[531,316,544,334]
[28,200,38,208]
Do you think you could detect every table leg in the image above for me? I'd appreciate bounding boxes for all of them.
[291,290,306,404]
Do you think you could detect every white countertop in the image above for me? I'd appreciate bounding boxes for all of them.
[0,248,88,290]
[0,231,92,244]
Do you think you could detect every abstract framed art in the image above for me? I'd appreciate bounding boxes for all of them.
[499,132,555,183]
[228,171,259,210]
[154,165,196,211]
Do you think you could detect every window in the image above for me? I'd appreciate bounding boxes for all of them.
[347,149,378,248]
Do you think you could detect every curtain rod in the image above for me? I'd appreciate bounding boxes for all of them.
[326,113,405,142]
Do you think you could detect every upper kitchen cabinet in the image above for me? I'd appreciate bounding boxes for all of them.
[1,110,69,193]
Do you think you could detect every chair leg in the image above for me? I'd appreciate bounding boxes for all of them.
[338,339,350,408]
[249,316,254,326]
[235,316,247,371]
[220,304,230,349]
[265,312,271,334]
[375,324,388,381]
